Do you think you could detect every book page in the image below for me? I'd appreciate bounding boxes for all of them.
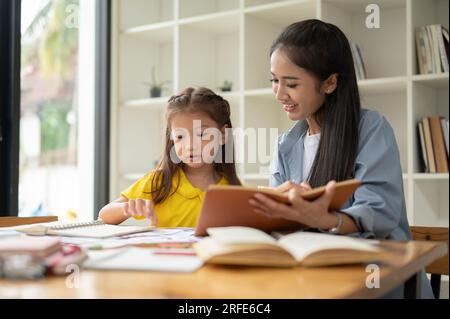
[207,226,278,245]
[278,232,380,262]
[119,217,152,226]
[84,247,203,272]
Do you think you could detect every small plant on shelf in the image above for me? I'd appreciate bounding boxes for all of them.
[218,80,233,92]
[143,66,170,98]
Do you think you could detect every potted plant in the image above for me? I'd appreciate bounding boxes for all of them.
[143,66,170,98]
[218,80,233,92]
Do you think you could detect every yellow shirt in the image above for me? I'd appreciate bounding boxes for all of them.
[121,169,228,227]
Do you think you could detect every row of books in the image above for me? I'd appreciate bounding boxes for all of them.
[415,24,449,74]
[418,116,449,173]
[350,41,367,80]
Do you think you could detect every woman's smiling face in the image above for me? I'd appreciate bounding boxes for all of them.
[270,48,327,122]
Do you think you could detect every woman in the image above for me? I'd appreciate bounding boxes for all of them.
[248,19,433,299]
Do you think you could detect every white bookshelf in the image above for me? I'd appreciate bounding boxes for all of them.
[110,0,449,227]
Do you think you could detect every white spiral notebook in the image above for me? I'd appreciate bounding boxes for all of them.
[17,220,154,239]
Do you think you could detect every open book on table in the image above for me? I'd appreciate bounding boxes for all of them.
[194,226,390,267]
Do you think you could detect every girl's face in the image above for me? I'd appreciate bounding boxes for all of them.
[270,48,327,122]
[170,111,224,169]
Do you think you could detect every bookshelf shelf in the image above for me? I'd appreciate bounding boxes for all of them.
[119,32,174,101]
[413,173,449,180]
[413,178,449,227]
[321,0,407,79]
[121,97,167,109]
[244,0,296,9]
[244,88,273,97]
[122,21,174,41]
[322,0,405,13]
[412,73,449,89]
[244,0,317,23]
[178,0,240,19]
[243,78,410,97]
[358,77,408,95]
[120,0,174,30]
[111,0,449,227]
[178,10,241,33]
[178,12,240,94]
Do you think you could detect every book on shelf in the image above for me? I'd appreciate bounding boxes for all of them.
[418,122,429,173]
[416,26,427,74]
[418,116,449,173]
[442,118,449,157]
[435,25,449,73]
[427,26,437,73]
[421,117,437,173]
[350,41,367,80]
[193,226,391,268]
[416,24,449,74]
[430,116,449,173]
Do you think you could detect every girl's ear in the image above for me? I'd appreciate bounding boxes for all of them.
[321,73,338,94]
[220,124,230,145]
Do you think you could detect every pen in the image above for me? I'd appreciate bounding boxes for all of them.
[152,249,196,256]
[132,242,193,249]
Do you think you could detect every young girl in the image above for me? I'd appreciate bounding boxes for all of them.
[99,87,241,227]
[248,19,433,298]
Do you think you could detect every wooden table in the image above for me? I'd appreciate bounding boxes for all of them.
[0,240,446,299]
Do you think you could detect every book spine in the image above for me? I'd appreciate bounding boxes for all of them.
[426,26,436,73]
[355,43,364,79]
[416,28,425,75]
[350,41,361,80]
[355,43,367,79]
[431,25,443,73]
[447,120,450,156]
[441,118,449,158]
[443,27,450,72]
[429,116,449,173]
[436,25,449,73]
[350,42,356,79]
[418,122,429,173]
[442,26,449,43]
[422,117,436,173]
[421,27,432,74]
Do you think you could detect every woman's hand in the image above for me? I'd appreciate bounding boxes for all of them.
[276,180,312,193]
[249,181,338,230]
[123,198,158,226]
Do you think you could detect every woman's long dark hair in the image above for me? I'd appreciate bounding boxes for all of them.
[150,87,241,204]
[270,19,361,188]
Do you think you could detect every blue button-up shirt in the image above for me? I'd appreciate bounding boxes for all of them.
[269,108,433,298]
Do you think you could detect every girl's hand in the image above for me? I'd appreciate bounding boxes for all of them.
[123,199,158,226]
[249,181,337,229]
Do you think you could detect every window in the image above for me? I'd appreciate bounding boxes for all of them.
[19,0,97,221]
